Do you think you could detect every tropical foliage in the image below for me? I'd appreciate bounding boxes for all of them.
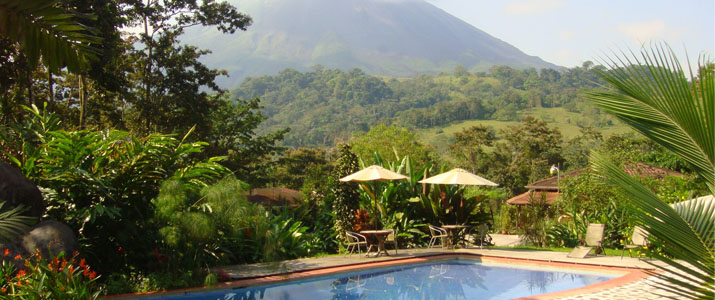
[0,0,100,73]
[587,44,713,299]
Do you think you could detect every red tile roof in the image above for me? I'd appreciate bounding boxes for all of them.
[506,191,560,206]
[524,163,683,190]
[509,163,683,206]
[247,187,301,207]
[623,162,684,179]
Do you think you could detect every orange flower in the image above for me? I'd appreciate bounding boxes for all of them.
[13,254,21,261]
[61,286,65,291]
[3,249,8,256]
[68,265,74,274]
[88,271,97,280]
[83,268,89,277]
[1,287,6,293]
[16,269,26,278]
[16,281,21,287]
[79,258,86,268]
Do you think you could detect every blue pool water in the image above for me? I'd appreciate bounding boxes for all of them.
[143,260,617,300]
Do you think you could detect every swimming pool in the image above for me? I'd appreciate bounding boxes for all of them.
[138,259,620,300]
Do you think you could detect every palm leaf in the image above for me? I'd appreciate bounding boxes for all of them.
[0,0,101,73]
[586,43,714,299]
[585,44,714,193]
[592,153,713,299]
[0,201,35,242]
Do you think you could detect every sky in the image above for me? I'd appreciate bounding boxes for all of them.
[426,0,714,69]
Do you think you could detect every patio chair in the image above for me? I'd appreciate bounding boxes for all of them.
[384,229,398,254]
[428,225,448,248]
[472,224,492,248]
[567,223,605,258]
[621,226,649,259]
[345,231,368,256]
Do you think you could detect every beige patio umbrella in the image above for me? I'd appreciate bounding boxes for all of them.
[418,168,498,186]
[340,165,407,229]
[418,168,498,223]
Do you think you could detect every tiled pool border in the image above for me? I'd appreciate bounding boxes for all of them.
[107,253,654,299]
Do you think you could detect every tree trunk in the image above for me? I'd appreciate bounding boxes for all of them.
[143,3,153,130]
[79,75,87,129]
[48,71,54,110]
[27,70,34,107]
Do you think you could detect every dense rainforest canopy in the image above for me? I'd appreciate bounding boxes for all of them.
[233,63,616,148]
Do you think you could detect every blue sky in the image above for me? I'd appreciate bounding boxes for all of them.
[426,0,714,69]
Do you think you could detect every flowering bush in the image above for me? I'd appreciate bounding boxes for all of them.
[0,251,102,300]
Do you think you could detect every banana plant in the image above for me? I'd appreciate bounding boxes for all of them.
[586,43,713,299]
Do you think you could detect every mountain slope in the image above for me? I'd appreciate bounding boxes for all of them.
[182,0,560,88]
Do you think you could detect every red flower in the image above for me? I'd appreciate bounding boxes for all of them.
[13,254,21,261]
[3,249,8,256]
[68,265,74,274]
[79,259,86,268]
[88,271,97,280]
[61,286,65,291]
[1,287,6,293]
[16,269,26,278]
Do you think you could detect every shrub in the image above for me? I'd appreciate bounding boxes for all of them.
[0,251,102,300]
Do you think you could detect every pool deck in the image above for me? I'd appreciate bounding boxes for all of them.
[215,247,681,300]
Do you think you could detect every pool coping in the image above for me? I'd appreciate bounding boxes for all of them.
[105,252,656,299]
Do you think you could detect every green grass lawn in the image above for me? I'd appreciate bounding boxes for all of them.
[417,107,633,153]
[490,245,638,257]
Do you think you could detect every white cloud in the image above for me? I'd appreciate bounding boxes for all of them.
[504,0,566,16]
[617,20,667,43]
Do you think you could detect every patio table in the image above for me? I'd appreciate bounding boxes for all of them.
[360,230,392,257]
[441,225,470,248]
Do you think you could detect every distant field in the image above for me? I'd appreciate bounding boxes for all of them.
[417,107,633,152]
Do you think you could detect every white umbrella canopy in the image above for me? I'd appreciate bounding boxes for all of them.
[418,168,498,186]
[340,165,408,182]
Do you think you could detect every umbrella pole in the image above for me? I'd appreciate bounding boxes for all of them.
[374,197,378,230]
[360,183,378,229]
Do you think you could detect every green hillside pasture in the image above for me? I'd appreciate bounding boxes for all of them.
[418,107,633,152]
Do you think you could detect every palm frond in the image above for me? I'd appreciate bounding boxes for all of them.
[585,43,714,193]
[592,153,713,299]
[0,201,36,242]
[0,0,101,73]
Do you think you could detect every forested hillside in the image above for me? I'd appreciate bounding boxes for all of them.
[233,63,619,147]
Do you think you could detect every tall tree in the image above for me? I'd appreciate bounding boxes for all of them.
[491,116,564,195]
[587,44,713,299]
[126,0,251,134]
[331,144,360,241]
[350,124,435,168]
[201,96,288,187]
[448,124,496,175]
